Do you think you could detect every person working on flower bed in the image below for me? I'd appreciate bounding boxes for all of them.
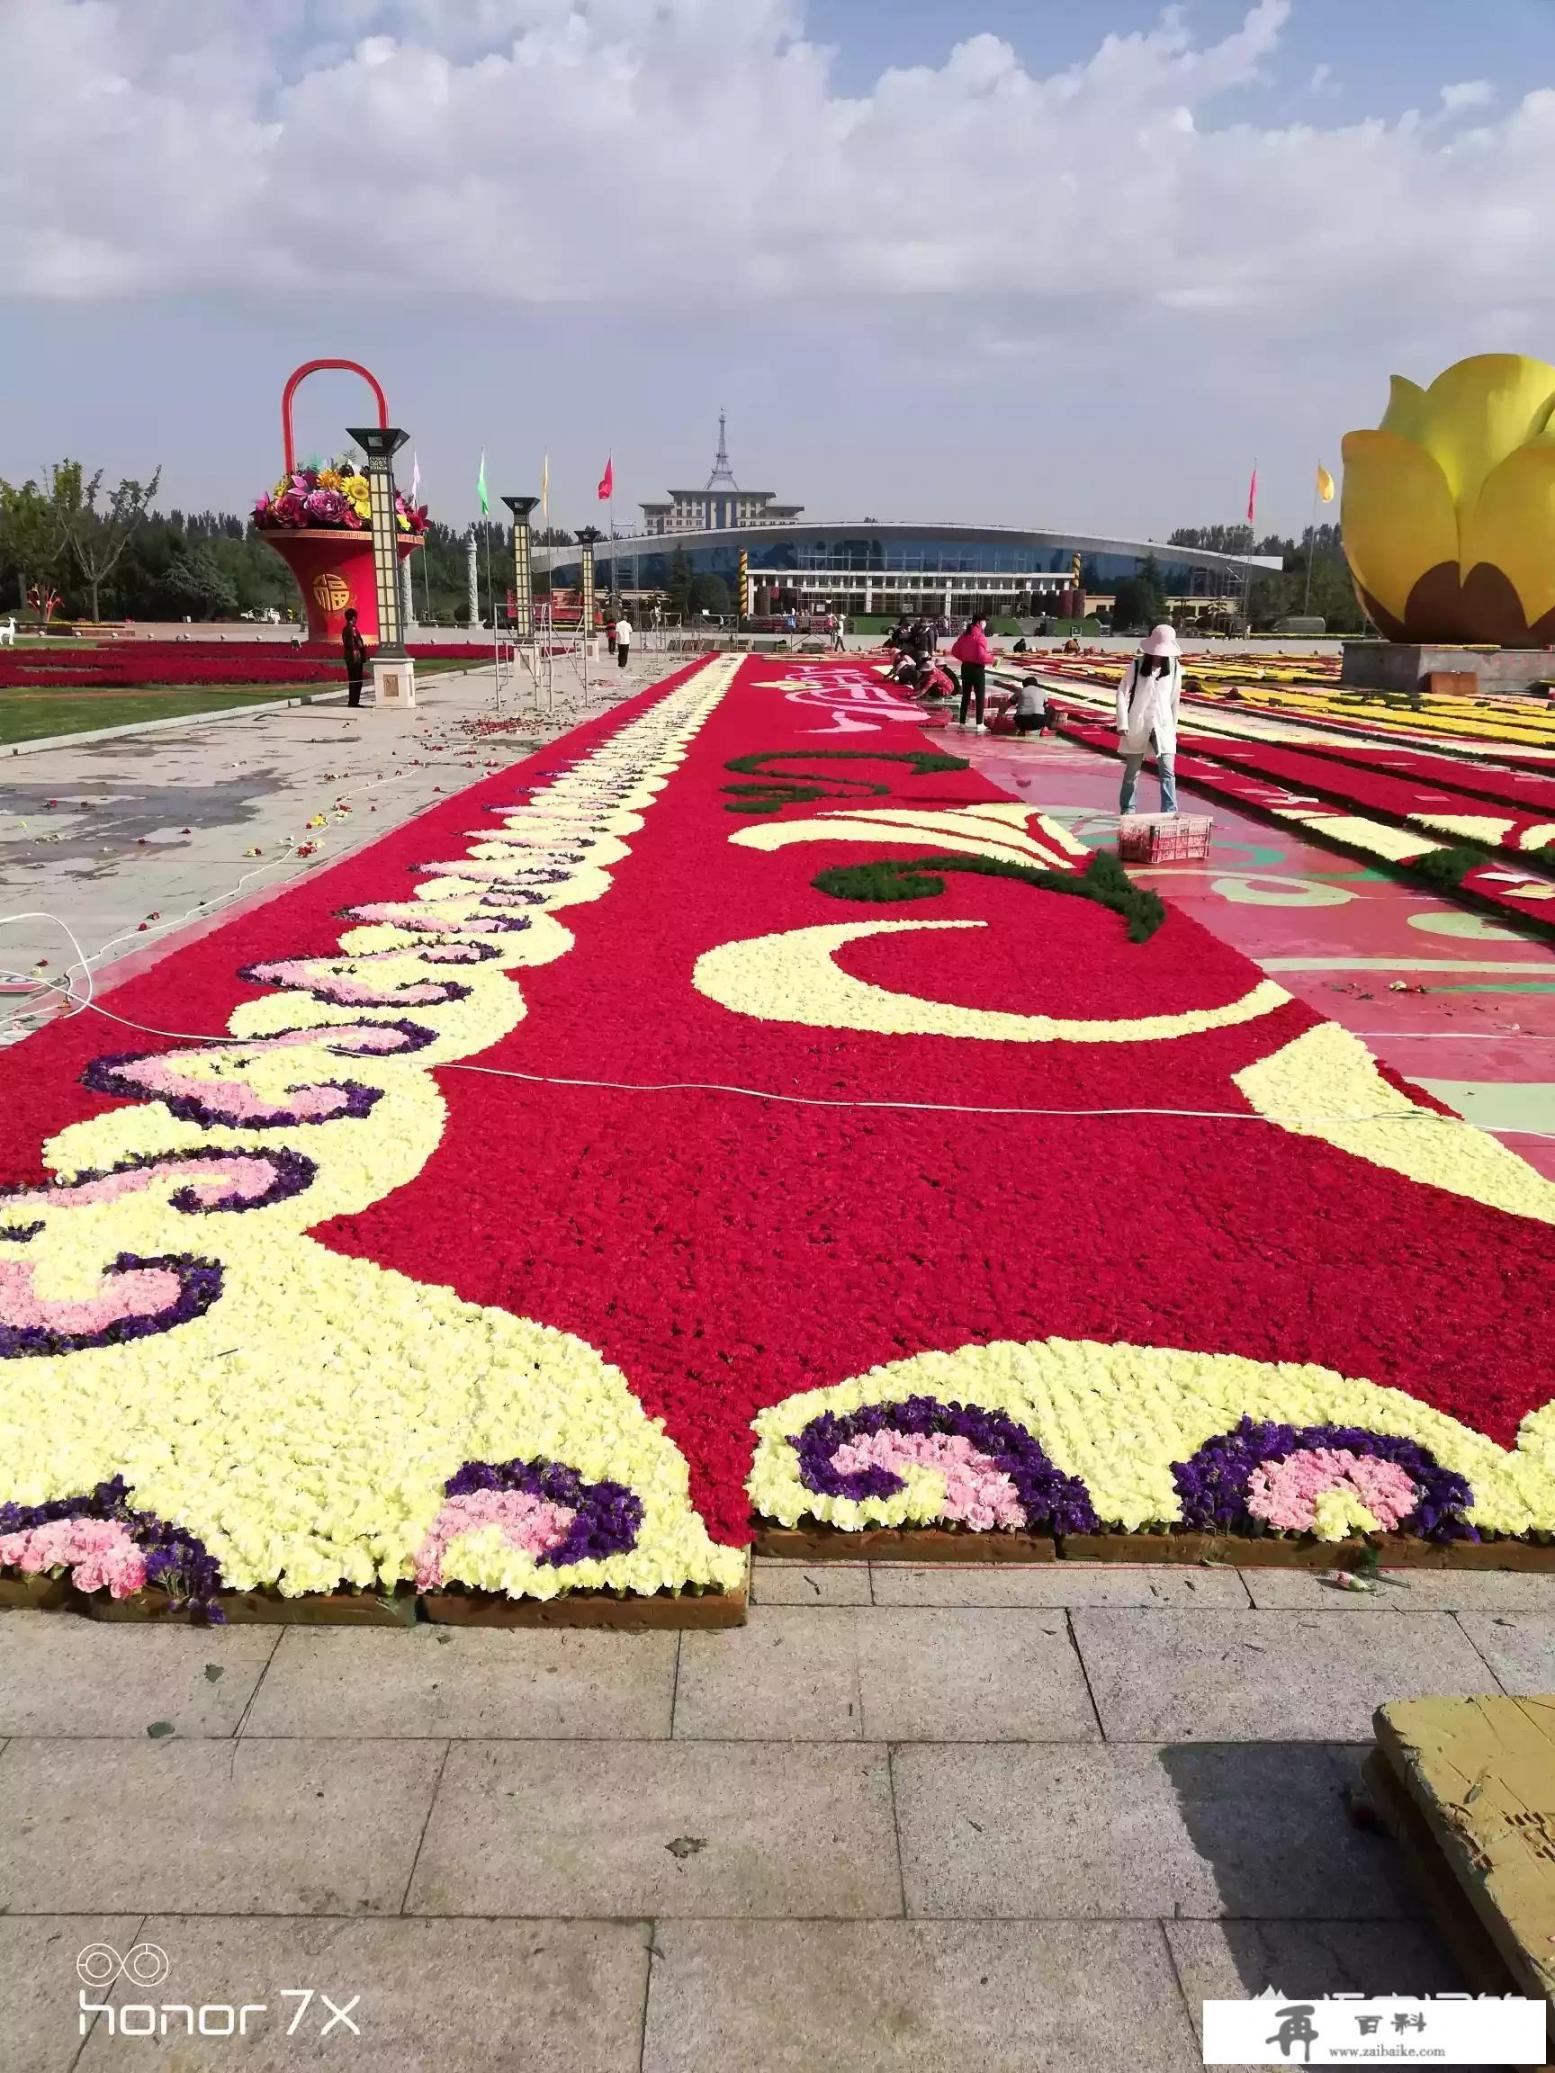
[951,613,992,731]
[1115,623,1181,814]
[341,607,367,709]
[1013,676,1048,735]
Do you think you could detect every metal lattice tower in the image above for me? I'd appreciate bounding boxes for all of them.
[705,408,738,492]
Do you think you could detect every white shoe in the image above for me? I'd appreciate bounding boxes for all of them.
[975,723,988,734]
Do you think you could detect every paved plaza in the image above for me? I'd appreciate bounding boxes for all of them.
[4,1563,1555,2069]
[0,649,676,1014]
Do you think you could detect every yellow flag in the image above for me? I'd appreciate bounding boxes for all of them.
[541,452,550,522]
[1316,463,1336,503]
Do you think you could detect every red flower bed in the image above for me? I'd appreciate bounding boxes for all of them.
[1164,732,1555,864]
[1204,734,1555,818]
[4,655,1553,1599]
[0,641,491,693]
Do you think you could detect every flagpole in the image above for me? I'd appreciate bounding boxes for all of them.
[1240,458,1258,635]
[1303,473,1322,617]
[486,516,501,707]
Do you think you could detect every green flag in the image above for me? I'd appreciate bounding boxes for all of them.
[476,450,489,517]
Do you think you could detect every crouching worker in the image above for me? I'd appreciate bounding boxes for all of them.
[1013,677,1048,735]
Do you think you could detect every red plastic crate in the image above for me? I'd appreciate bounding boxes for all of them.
[1115,814,1213,863]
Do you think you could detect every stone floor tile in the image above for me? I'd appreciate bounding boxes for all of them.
[75,1916,649,2072]
[0,1738,444,1915]
[408,1740,901,1919]
[858,1610,1099,1741]
[0,1916,143,2073]
[893,1743,1411,1921]
[870,1564,1251,1609]
[1166,1919,1464,2046]
[244,1626,676,1739]
[642,1920,1200,2073]
[1243,1569,1555,1613]
[0,1615,276,1737]
[1454,1613,1555,1694]
[675,1610,862,1740]
[751,1561,872,1606]
[1072,1610,1495,1741]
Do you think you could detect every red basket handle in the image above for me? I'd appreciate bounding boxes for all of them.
[281,360,389,476]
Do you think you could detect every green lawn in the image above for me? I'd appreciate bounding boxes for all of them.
[0,684,328,746]
[0,659,476,746]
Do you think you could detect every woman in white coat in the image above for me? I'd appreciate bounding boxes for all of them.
[1115,623,1182,815]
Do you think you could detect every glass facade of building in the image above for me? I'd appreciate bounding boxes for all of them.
[542,523,1272,612]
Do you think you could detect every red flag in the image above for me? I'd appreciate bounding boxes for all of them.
[1246,466,1258,526]
[597,457,614,501]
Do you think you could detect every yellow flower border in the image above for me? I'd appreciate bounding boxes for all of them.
[2,659,750,1600]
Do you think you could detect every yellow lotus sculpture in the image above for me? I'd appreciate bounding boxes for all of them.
[1341,354,1555,646]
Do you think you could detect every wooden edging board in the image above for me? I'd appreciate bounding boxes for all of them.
[1370,1694,1555,2053]
[0,1556,751,1631]
[756,1526,1058,1564]
[1361,1750,1524,2003]
[754,1526,1555,1569]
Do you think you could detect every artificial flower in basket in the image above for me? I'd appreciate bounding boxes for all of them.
[253,458,428,537]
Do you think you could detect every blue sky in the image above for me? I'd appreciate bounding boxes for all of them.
[2,0,1552,540]
[810,0,1554,113]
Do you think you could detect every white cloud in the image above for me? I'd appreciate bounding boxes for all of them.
[0,0,1550,356]
[1440,79,1496,112]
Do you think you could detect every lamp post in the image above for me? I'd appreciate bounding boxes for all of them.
[501,495,539,642]
[344,424,414,707]
[575,526,603,668]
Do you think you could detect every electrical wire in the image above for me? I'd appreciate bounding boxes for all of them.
[3,946,1553,1141]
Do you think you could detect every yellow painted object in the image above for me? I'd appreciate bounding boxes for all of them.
[1375,1695,1555,2014]
[1342,355,1555,645]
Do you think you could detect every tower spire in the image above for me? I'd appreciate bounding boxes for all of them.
[706,407,737,491]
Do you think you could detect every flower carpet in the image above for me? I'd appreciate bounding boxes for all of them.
[1059,716,1555,933]
[4,654,1555,1617]
[1033,653,1555,765]
[1121,732,1555,865]
[1192,734,1555,820]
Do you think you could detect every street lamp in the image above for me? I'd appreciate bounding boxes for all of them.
[345,423,415,707]
[501,495,539,642]
[575,526,603,657]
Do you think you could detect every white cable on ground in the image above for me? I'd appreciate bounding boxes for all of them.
[1,952,1551,1141]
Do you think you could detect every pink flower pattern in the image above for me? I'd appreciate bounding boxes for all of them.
[0,1257,184,1335]
[413,1488,579,1589]
[1246,1448,1419,1533]
[0,1517,147,1597]
[828,1429,1026,1530]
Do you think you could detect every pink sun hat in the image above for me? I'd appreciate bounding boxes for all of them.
[1141,623,1181,657]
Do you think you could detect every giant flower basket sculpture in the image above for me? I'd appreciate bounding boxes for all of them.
[1341,354,1555,647]
[254,359,427,650]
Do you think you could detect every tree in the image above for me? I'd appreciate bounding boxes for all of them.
[49,459,163,621]
[1112,558,1165,633]
[155,543,239,621]
[665,546,694,620]
[688,571,731,617]
[0,475,74,616]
